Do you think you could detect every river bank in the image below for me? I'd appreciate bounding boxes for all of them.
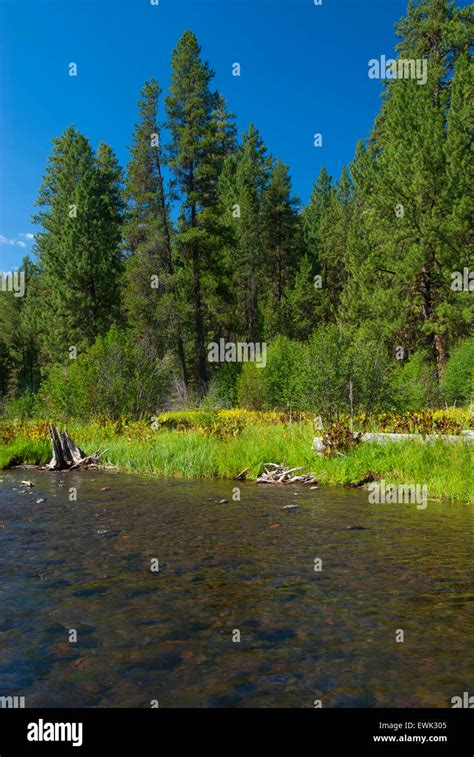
[1,416,473,502]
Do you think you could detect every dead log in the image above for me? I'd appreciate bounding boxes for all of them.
[46,425,103,471]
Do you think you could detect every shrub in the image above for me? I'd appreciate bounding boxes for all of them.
[321,421,362,457]
[201,363,241,409]
[237,336,304,411]
[236,362,265,410]
[1,393,38,421]
[299,325,393,423]
[38,326,172,420]
[443,337,474,406]
[390,350,439,411]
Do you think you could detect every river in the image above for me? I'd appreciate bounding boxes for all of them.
[0,470,472,707]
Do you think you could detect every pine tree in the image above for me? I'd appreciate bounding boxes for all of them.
[32,127,124,364]
[124,79,188,386]
[302,167,333,254]
[217,124,272,341]
[317,166,353,319]
[342,0,472,379]
[443,50,474,348]
[261,159,301,338]
[166,31,235,394]
[287,254,321,340]
[301,166,335,323]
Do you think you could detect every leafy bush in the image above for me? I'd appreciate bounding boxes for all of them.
[237,327,394,420]
[299,325,393,422]
[201,363,241,408]
[38,326,172,420]
[237,336,304,411]
[390,350,440,411]
[377,409,463,435]
[1,393,39,421]
[321,421,362,457]
[236,363,265,410]
[443,337,474,406]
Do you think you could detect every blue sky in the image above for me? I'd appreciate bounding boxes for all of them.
[0,0,466,270]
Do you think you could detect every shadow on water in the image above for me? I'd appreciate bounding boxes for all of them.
[0,470,472,707]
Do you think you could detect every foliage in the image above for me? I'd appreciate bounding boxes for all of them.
[321,422,362,457]
[31,128,124,365]
[37,326,171,420]
[443,337,474,405]
[299,325,394,422]
[390,350,441,411]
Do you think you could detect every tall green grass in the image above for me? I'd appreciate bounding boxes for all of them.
[0,438,50,469]
[1,423,472,502]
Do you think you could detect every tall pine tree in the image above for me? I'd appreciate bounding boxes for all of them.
[124,79,188,386]
[32,127,124,364]
[166,31,235,394]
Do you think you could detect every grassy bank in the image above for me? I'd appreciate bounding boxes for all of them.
[1,414,472,502]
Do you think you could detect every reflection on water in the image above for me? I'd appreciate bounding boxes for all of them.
[0,471,472,707]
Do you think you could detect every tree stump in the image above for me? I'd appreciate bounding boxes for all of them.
[47,425,102,470]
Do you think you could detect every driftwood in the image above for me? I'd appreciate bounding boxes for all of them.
[256,463,317,485]
[46,424,105,471]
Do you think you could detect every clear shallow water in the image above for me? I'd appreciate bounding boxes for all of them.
[0,470,472,708]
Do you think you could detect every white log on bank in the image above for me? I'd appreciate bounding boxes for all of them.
[313,430,474,455]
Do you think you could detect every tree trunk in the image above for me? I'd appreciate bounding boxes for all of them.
[434,333,447,382]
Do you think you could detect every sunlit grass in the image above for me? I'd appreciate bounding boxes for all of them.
[1,422,472,503]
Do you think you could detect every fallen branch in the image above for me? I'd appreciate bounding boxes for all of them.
[235,467,249,480]
[256,464,317,485]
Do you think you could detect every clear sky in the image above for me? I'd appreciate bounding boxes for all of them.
[0,0,467,271]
